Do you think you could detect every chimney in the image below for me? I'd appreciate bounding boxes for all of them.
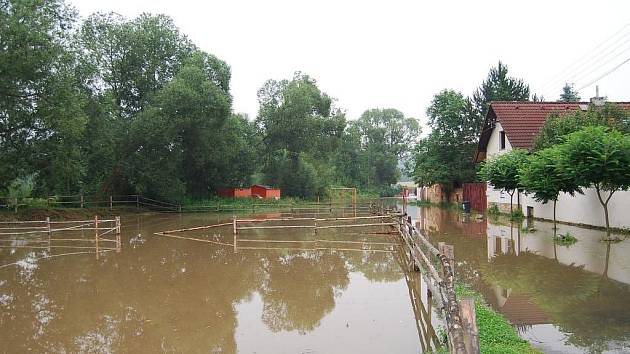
[590,85,606,106]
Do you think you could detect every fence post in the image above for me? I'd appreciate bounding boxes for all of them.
[46,217,51,252]
[109,196,113,211]
[233,217,238,253]
[115,216,121,252]
[80,195,84,208]
[136,195,139,209]
[460,298,480,354]
[14,198,18,213]
[94,215,99,259]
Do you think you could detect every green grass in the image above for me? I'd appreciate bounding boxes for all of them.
[456,284,540,354]
[553,232,577,246]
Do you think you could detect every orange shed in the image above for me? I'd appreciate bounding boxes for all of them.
[251,185,281,199]
[218,187,251,198]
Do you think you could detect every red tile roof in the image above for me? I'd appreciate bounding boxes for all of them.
[493,102,587,149]
[487,101,630,151]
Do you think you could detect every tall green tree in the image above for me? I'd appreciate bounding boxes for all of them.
[478,149,528,212]
[560,126,630,237]
[0,0,84,194]
[256,72,346,197]
[125,51,232,200]
[559,83,580,102]
[519,146,582,229]
[412,90,478,192]
[472,61,530,119]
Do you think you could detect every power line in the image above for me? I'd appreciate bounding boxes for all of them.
[540,21,630,93]
[566,37,630,86]
[577,57,630,91]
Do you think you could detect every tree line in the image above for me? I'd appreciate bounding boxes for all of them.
[1,0,419,202]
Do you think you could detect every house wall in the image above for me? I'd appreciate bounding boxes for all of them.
[485,123,630,229]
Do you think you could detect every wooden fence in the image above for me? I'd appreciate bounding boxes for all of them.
[372,203,480,354]
[463,183,487,213]
[0,216,122,259]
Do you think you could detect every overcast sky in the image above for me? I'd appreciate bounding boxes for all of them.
[70,0,630,127]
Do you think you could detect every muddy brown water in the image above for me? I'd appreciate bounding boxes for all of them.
[406,204,630,354]
[0,210,442,353]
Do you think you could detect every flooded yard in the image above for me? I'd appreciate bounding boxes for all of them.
[0,210,440,353]
[407,204,630,354]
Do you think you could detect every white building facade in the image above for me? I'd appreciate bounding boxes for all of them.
[478,102,630,230]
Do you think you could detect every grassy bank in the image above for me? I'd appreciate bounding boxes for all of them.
[455,284,540,354]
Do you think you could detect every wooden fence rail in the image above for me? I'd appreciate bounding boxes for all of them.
[371,203,480,354]
[0,216,122,259]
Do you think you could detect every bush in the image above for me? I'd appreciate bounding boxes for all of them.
[7,174,37,206]
[553,232,577,246]
[510,208,524,220]
[378,185,401,197]
[487,204,500,215]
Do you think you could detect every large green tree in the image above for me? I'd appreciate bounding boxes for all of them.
[412,90,478,191]
[125,52,233,200]
[0,0,87,194]
[472,61,530,119]
[256,72,346,197]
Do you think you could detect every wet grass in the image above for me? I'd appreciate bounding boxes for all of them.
[456,284,540,354]
[553,232,578,246]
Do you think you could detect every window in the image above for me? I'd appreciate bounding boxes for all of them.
[499,131,506,150]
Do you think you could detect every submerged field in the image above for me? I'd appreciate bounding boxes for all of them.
[0,209,441,353]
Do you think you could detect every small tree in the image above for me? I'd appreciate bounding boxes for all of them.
[558,83,580,102]
[479,149,528,213]
[7,174,36,213]
[561,126,630,237]
[519,146,582,230]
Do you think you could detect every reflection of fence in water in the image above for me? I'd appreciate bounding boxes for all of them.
[376,202,480,354]
[0,216,122,263]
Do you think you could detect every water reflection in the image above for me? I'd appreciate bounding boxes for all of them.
[408,204,630,353]
[0,212,429,353]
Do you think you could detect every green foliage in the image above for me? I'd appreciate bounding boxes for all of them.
[472,61,530,119]
[553,232,577,246]
[559,83,580,102]
[412,90,479,189]
[561,126,630,235]
[377,185,401,198]
[533,103,630,150]
[519,146,581,204]
[455,285,539,354]
[510,208,524,220]
[7,174,37,204]
[478,149,528,211]
[487,204,500,215]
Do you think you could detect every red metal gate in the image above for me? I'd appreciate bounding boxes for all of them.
[463,183,487,212]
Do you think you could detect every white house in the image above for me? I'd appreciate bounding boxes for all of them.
[476,100,630,229]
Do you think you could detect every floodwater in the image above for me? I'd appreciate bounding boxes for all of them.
[0,210,442,353]
[406,204,630,354]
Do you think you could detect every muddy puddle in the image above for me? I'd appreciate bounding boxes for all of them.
[0,209,442,353]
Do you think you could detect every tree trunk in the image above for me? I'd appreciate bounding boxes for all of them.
[595,186,613,239]
[553,199,557,231]
[603,202,610,238]
[509,191,514,213]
